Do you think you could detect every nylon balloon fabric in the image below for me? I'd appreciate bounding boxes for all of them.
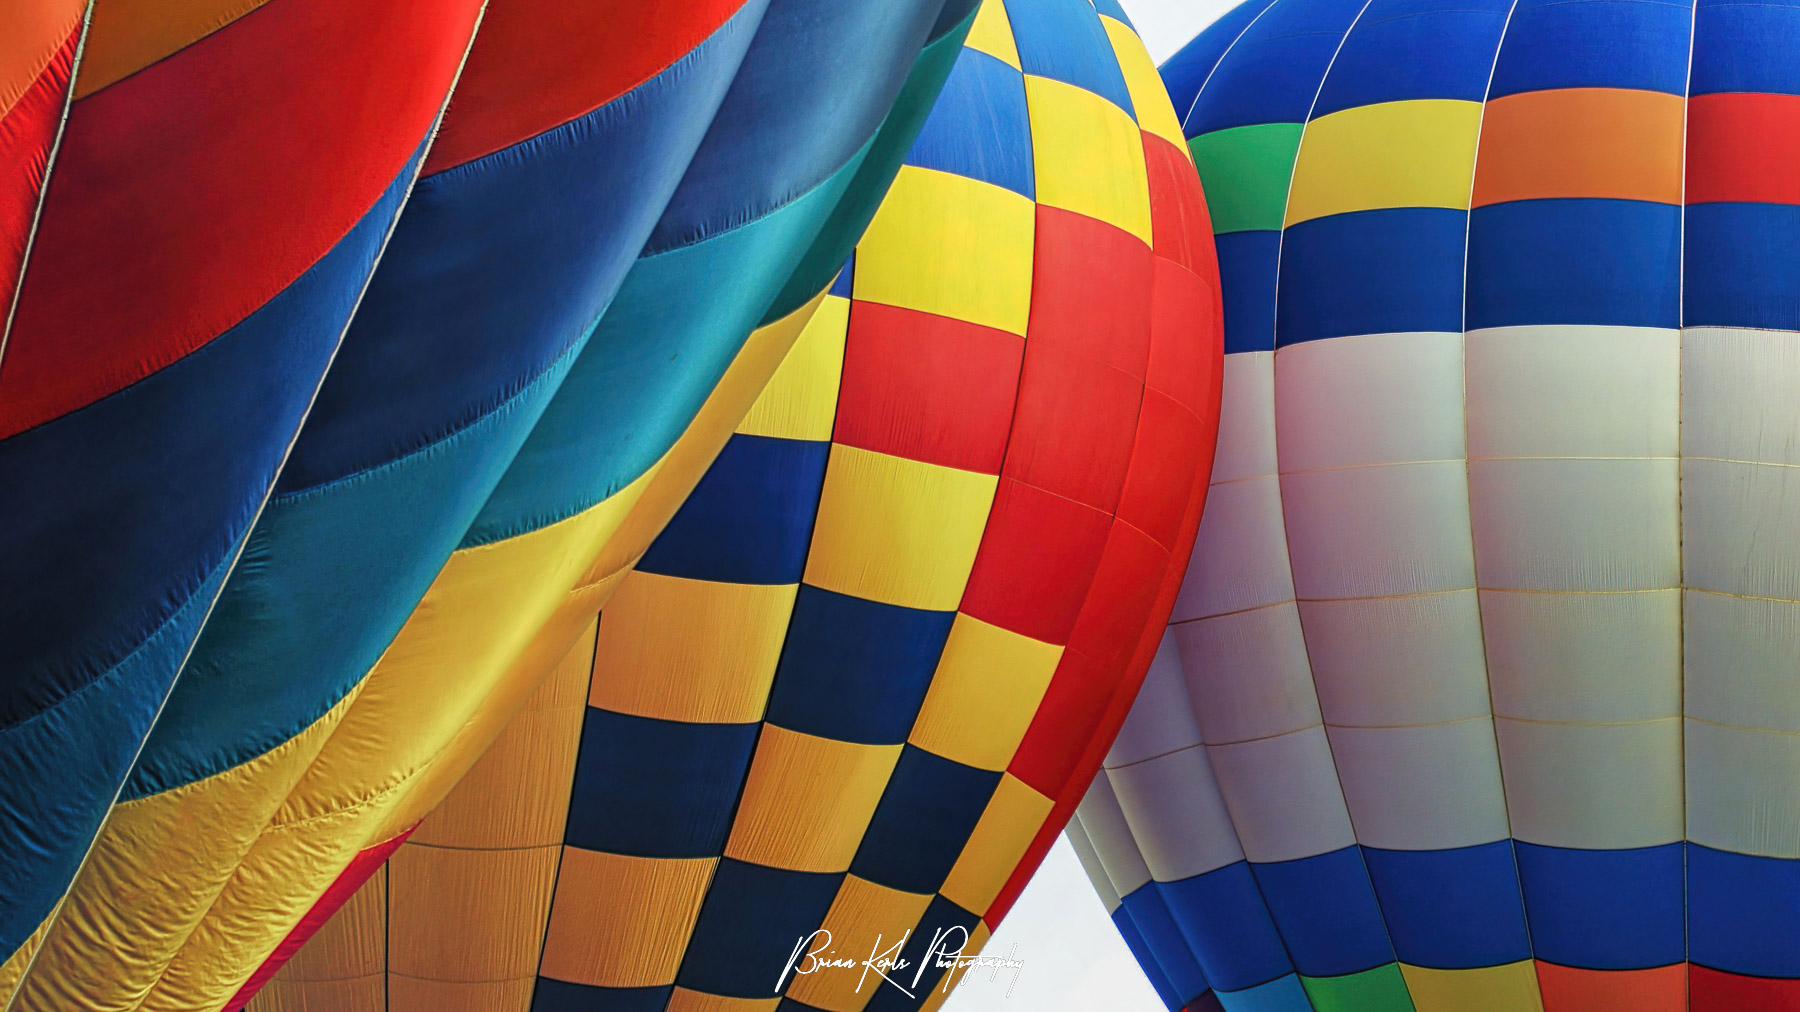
[1073,0,1800,1010]
[248,2,1224,1010]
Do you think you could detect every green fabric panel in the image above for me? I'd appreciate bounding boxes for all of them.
[1301,963,1418,1012]
[1189,122,1303,234]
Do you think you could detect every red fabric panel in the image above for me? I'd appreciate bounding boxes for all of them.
[1116,390,1207,552]
[425,0,750,172]
[960,477,1113,645]
[1691,964,1800,1011]
[1145,133,1215,273]
[1686,93,1800,206]
[1001,340,1144,513]
[836,301,1024,473]
[1147,256,1220,414]
[221,827,418,1012]
[0,27,73,320]
[1026,205,1153,379]
[0,0,482,438]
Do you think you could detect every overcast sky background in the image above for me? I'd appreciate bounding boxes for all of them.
[942,1,1244,1009]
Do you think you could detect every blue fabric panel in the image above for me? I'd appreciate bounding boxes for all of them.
[0,142,423,955]
[636,434,831,585]
[850,745,1001,893]
[646,0,947,255]
[531,981,672,1012]
[904,48,1035,200]
[1006,0,1136,118]
[1514,841,1684,970]
[764,586,954,744]
[1216,230,1281,354]
[1362,841,1533,969]
[1487,0,1693,99]
[1253,844,1397,978]
[1466,198,1681,330]
[1688,843,1800,977]
[1160,864,1295,992]
[1093,0,1135,28]
[675,858,845,997]
[862,895,984,1011]
[1186,0,1366,135]
[831,255,855,297]
[1692,0,1800,96]
[1161,0,1282,135]
[1121,884,1218,1007]
[1312,0,1511,117]
[1683,202,1800,331]
[1216,974,1314,1012]
[561,708,759,858]
[1112,907,1192,1011]
[1276,207,1468,346]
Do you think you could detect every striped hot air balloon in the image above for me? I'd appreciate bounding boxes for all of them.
[1074,0,1800,1010]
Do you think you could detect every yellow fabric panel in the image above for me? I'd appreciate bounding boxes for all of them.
[785,876,934,1012]
[0,0,82,121]
[385,975,537,1012]
[666,990,781,1012]
[538,849,715,989]
[6,682,362,1012]
[939,773,1055,916]
[1400,961,1546,1012]
[1025,75,1152,244]
[736,294,849,441]
[588,572,798,724]
[75,0,273,98]
[407,618,594,850]
[1284,99,1483,225]
[964,0,1020,69]
[386,844,557,984]
[804,445,1000,611]
[246,974,386,1012]
[724,727,903,873]
[852,165,1036,337]
[0,912,50,1006]
[909,614,1062,771]
[1099,15,1187,155]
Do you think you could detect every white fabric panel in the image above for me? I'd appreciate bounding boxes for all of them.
[1173,602,1321,745]
[1685,590,1800,734]
[1683,327,1800,467]
[1467,458,1680,591]
[1078,773,1155,896]
[1325,720,1510,850]
[1280,460,1478,599]
[1273,331,1467,471]
[1482,589,1680,723]
[1684,458,1800,600]
[1066,816,1124,912]
[1465,325,1679,459]
[1169,474,1295,621]
[1110,745,1247,881]
[1108,632,1206,768]
[1213,351,1277,483]
[1495,716,1683,848]
[1301,590,1490,727]
[1206,725,1356,862]
[1685,719,1800,858]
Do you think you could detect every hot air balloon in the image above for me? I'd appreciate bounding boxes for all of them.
[0,0,483,988]
[250,1,1224,1010]
[1074,0,1800,1010]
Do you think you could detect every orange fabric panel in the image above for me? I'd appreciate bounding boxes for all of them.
[1535,960,1686,1012]
[0,0,83,118]
[1472,87,1685,207]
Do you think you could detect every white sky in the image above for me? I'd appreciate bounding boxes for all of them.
[942,4,1244,1009]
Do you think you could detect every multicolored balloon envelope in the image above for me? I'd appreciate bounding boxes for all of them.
[250,1,1223,1010]
[1074,0,1800,1010]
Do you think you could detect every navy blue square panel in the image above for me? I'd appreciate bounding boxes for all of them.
[765,585,955,745]
[850,745,1001,893]
[1487,0,1693,98]
[1112,906,1194,1012]
[1311,0,1511,117]
[1159,863,1293,993]
[1688,842,1800,977]
[905,48,1034,200]
[1362,840,1533,969]
[1693,0,1800,95]
[1514,841,1684,970]
[1119,883,1216,1008]
[1276,207,1469,347]
[1466,198,1681,331]
[1252,844,1396,978]
[862,895,984,1012]
[635,433,830,584]
[562,708,758,858]
[676,858,845,998]
[1004,0,1135,119]
[1684,202,1800,332]
[531,980,671,1012]
[1215,230,1280,355]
